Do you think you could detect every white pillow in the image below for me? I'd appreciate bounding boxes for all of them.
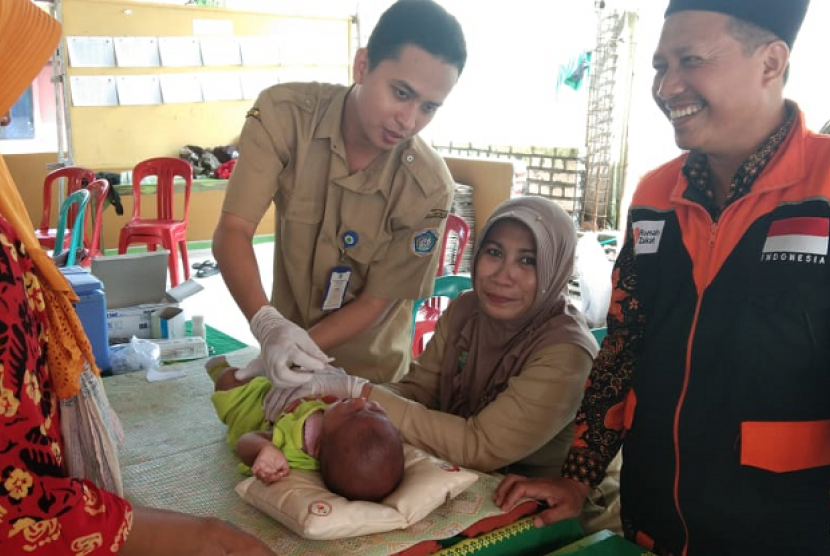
[235,444,479,540]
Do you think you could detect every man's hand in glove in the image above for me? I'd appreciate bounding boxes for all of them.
[235,305,331,387]
[263,372,369,420]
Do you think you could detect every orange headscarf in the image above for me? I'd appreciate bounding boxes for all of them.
[0,0,99,399]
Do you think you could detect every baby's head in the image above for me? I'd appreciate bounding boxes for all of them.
[318,398,404,502]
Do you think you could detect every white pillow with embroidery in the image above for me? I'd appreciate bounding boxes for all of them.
[234,444,479,540]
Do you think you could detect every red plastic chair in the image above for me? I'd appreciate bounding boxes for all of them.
[117,157,193,286]
[419,213,471,320]
[436,213,470,277]
[80,178,110,266]
[411,275,472,358]
[35,166,96,250]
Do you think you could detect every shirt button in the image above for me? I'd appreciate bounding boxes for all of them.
[303,98,312,107]
[405,154,415,163]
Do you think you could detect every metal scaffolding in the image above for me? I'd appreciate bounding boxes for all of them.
[581,1,638,231]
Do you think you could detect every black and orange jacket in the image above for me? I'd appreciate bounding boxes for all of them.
[566,110,830,555]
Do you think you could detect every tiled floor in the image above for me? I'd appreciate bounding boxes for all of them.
[178,240,275,347]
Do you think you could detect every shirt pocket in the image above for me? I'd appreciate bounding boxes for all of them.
[279,188,323,226]
[741,419,830,473]
[336,219,390,266]
[336,193,391,266]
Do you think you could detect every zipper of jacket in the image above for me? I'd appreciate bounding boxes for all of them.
[672,196,746,556]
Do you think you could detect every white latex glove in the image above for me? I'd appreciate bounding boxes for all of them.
[235,305,330,387]
[263,373,369,421]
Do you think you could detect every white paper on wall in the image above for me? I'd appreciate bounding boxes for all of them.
[200,73,243,101]
[114,37,161,67]
[193,18,234,37]
[159,37,203,67]
[238,37,280,66]
[115,75,162,106]
[200,37,242,67]
[67,37,117,68]
[160,74,204,104]
[240,71,279,100]
[69,76,118,106]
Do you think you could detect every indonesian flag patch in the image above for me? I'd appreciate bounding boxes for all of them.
[762,217,829,256]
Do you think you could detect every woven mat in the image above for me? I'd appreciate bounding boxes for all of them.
[105,347,513,555]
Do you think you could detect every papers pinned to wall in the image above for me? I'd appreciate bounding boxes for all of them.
[240,71,278,100]
[199,37,242,67]
[114,37,161,67]
[200,73,243,102]
[69,76,118,107]
[238,37,280,67]
[67,37,116,68]
[115,75,162,106]
[160,74,204,104]
[159,37,203,67]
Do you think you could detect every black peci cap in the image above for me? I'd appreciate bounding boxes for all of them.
[665,0,809,48]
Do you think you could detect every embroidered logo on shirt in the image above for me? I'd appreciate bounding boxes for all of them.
[246,107,261,121]
[426,208,449,219]
[412,229,439,256]
[632,220,665,255]
[760,217,828,264]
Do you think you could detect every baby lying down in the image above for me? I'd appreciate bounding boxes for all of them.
[208,356,404,502]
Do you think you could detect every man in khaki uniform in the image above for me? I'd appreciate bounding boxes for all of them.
[213,0,467,385]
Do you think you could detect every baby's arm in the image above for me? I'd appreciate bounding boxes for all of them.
[237,431,290,484]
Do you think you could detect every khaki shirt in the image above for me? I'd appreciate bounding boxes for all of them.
[369,297,622,533]
[370,298,593,477]
[223,82,454,382]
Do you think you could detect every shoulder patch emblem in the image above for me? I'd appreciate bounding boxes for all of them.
[426,208,449,219]
[411,228,439,256]
[246,107,261,121]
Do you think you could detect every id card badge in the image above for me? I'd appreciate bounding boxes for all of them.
[322,266,352,311]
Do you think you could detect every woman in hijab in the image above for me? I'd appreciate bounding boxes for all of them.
[0,1,272,554]
[267,196,620,532]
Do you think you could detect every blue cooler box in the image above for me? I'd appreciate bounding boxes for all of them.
[61,266,111,371]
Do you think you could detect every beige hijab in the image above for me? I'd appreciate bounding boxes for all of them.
[439,196,598,418]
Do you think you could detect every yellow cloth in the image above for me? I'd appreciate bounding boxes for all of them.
[0,0,95,400]
[212,380,327,474]
[270,399,328,471]
[211,376,271,448]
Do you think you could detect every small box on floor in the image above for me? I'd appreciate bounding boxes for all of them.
[92,252,202,343]
[151,306,186,339]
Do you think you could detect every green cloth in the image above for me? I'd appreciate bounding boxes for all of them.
[436,517,583,555]
[211,376,271,448]
[185,321,248,356]
[211,375,328,475]
[270,399,329,471]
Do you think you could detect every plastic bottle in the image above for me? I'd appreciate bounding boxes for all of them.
[192,315,207,340]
